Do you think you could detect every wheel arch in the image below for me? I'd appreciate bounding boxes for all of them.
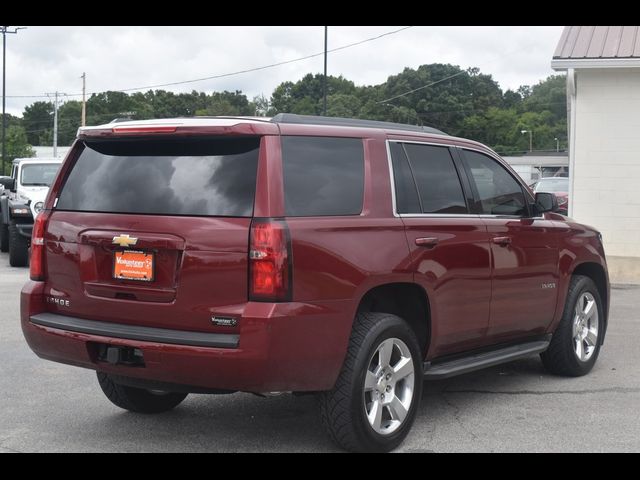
[355,282,431,358]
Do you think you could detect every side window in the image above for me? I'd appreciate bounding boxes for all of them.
[462,150,527,216]
[281,136,364,216]
[403,143,468,214]
[389,142,421,214]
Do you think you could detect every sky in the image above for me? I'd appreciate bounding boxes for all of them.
[3,26,565,117]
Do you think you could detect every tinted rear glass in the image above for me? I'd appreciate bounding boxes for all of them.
[56,138,260,217]
[403,143,468,214]
[389,142,421,214]
[282,136,364,216]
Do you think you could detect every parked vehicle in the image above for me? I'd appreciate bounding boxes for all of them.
[0,158,62,264]
[20,115,609,452]
[533,176,569,215]
[0,176,9,251]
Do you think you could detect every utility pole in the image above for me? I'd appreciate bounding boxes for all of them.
[323,26,328,116]
[46,92,64,158]
[81,72,86,127]
[1,26,26,175]
[2,28,5,174]
[521,129,533,153]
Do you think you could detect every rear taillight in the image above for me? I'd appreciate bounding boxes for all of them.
[249,219,292,302]
[30,210,51,281]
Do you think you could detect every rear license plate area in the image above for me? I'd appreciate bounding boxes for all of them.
[113,250,155,282]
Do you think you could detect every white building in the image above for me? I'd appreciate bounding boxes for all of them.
[552,26,640,283]
[503,153,568,185]
[33,146,71,159]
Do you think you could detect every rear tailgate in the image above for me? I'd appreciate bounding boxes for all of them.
[43,135,261,334]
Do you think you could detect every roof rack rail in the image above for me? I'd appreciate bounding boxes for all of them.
[270,113,447,135]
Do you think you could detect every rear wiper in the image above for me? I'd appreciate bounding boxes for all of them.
[24,183,50,186]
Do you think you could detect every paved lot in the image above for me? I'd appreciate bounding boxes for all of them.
[1,253,639,452]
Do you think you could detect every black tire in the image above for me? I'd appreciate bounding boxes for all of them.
[9,223,29,267]
[0,223,8,252]
[541,275,603,377]
[97,372,188,414]
[319,312,423,452]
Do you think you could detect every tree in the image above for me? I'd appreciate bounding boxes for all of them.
[461,107,521,149]
[252,94,271,117]
[86,91,137,125]
[3,126,35,174]
[270,81,295,113]
[15,67,568,159]
[270,74,357,115]
[523,74,567,121]
[22,101,53,145]
[325,94,362,118]
[378,64,503,134]
[57,101,82,146]
[503,89,522,109]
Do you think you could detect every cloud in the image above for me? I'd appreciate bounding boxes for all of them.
[4,25,564,117]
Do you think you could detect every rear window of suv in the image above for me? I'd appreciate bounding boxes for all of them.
[281,136,364,216]
[56,137,260,217]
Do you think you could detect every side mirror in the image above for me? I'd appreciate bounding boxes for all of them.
[0,177,15,192]
[535,192,558,213]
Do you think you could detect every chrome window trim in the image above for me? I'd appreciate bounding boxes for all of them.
[388,138,459,148]
[399,213,480,219]
[477,214,534,219]
[398,213,527,219]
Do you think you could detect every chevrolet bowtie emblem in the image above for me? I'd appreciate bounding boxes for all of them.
[112,234,138,248]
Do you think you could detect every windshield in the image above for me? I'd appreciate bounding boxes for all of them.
[20,164,61,186]
[534,177,568,193]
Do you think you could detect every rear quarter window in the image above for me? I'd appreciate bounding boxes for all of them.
[281,136,364,216]
[56,137,260,217]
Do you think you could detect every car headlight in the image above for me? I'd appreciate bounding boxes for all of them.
[34,202,44,214]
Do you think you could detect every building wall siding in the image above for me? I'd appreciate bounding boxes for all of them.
[573,68,640,258]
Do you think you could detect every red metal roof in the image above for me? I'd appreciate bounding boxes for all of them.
[554,26,640,59]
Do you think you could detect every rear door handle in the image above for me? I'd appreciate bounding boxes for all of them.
[492,236,512,246]
[415,237,439,248]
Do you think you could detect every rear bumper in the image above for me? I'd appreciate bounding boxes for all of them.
[30,313,239,348]
[21,281,353,392]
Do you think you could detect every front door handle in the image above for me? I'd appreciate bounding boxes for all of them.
[415,237,439,248]
[492,236,512,246]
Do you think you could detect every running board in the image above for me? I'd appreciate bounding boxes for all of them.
[423,340,550,380]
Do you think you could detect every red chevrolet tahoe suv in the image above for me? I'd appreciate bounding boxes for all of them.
[21,114,609,452]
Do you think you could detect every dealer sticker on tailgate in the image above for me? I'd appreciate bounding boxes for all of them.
[113,250,154,282]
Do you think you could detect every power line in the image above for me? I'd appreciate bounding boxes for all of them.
[377,70,468,104]
[6,26,414,99]
[375,41,547,106]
